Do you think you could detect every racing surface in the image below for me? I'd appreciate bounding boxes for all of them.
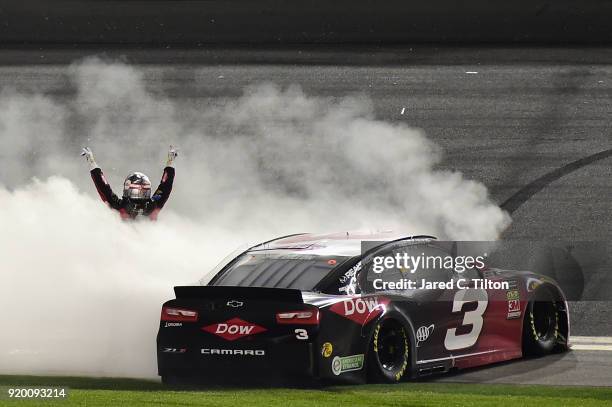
[2,46,611,386]
[432,336,612,387]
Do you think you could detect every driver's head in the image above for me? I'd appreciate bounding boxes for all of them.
[123,172,151,201]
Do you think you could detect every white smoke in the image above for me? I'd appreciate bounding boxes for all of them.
[0,58,510,378]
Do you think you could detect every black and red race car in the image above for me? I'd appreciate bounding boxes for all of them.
[157,232,570,384]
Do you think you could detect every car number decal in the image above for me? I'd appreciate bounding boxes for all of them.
[444,288,488,350]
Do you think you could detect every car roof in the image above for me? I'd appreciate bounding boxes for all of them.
[248,231,437,257]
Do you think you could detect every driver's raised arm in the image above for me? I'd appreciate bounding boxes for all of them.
[149,146,177,218]
[81,147,122,210]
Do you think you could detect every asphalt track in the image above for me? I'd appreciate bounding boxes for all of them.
[1,46,611,386]
[432,336,612,386]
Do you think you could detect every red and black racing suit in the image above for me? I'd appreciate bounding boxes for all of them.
[90,167,175,220]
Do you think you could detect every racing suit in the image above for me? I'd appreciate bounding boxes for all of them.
[90,167,175,220]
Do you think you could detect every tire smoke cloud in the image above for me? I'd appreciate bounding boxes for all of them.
[0,58,510,377]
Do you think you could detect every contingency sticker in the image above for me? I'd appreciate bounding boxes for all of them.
[331,354,364,375]
[506,290,519,301]
[507,299,521,319]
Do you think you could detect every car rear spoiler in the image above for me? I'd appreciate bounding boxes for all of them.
[174,286,304,303]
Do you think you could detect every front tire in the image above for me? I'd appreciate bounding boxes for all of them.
[523,291,559,356]
[367,318,410,383]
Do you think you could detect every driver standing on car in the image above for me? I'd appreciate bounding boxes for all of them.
[81,146,177,220]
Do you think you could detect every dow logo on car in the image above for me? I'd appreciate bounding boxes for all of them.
[201,318,267,341]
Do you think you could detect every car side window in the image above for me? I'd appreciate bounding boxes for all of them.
[404,244,454,284]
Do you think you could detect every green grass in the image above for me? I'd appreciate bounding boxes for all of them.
[0,375,610,407]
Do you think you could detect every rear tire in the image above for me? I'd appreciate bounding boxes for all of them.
[367,318,410,383]
[522,290,559,356]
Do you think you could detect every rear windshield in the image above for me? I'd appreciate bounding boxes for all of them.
[210,253,346,291]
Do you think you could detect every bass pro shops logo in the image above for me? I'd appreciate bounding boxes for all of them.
[329,297,388,325]
[202,318,267,341]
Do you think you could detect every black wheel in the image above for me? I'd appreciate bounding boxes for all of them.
[522,290,559,356]
[367,318,410,383]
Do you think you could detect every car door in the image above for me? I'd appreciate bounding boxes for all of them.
[440,247,516,368]
[441,268,491,361]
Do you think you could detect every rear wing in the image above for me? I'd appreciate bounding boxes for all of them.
[174,286,304,303]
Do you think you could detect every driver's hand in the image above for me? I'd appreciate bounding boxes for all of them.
[81,147,98,169]
[167,145,178,166]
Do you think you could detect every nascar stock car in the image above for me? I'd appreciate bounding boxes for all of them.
[157,232,570,384]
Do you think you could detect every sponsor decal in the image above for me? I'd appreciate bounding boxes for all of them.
[339,262,361,284]
[396,331,410,381]
[226,300,244,308]
[506,290,519,301]
[201,348,265,356]
[202,318,266,341]
[328,259,337,266]
[331,354,365,376]
[164,322,183,328]
[416,324,435,347]
[507,299,521,319]
[162,347,187,354]
[338,262,361,295]
[321,342,333,358]
[507,280,519,290]
[329,297,388,325]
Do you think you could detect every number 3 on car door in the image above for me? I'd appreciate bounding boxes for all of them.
[444,288,488,351]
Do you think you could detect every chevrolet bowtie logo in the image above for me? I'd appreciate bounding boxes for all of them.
[226,300,244,308]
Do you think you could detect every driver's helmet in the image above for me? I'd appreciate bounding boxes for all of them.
[123,172,151,200]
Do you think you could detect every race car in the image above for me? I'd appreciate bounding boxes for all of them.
[157,232,570,384]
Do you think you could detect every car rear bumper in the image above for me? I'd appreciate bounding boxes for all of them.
[157,341,318,382]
